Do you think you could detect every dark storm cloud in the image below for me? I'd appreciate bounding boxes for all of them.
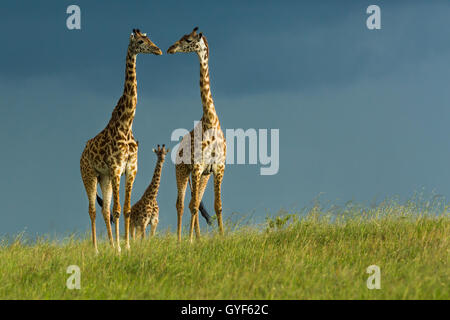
[0,0,449,236]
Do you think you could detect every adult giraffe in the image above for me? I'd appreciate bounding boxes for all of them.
[168,27,226,243]
[80,29,162,253]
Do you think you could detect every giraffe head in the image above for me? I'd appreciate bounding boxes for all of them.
[152,144,170,161]
[167,27,209,57]
[129,29,162,55]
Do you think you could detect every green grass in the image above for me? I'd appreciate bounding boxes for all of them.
[0,200,448,299]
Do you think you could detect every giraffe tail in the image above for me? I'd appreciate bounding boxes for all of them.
[96,194,115,225]
[199,201,213,226]
[96,194,103,207]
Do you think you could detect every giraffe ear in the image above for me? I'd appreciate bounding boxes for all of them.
[166,148,170,153]
[152,148,156,153]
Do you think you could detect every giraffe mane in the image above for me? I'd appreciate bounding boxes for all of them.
[201,34,209,57]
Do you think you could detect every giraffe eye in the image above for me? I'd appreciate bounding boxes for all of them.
[138,40,144,44]
[185,39,192,43]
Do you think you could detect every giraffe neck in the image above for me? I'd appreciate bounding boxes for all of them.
[123,47,137,97]
[108,46,138,134]
[141,158,164,203]
[197,50,219,129]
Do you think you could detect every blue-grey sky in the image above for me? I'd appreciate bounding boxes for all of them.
[1,0,449,237]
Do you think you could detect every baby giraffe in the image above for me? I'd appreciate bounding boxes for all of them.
[130,144,169,239]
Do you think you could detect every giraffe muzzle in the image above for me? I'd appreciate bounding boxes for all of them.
[167,46,177,54]
[153,47,163,55]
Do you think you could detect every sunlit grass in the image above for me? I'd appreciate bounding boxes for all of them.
[0,196,448,299]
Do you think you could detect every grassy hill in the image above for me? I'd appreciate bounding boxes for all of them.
[0,200,448,299]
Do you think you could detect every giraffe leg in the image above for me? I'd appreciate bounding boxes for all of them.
[176,165,189,243]
[150,220,158,237]
[150,208,159,237]
[188,167,202,243]
[99,175,114,249]
[195,174,210,239]
[81,164,98,253]
[195,213,200,239]
[140,224,146,240]
[130,221,136,241]
[124,161,137,250]
[111,173,122,252]
[213,167,225,236]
